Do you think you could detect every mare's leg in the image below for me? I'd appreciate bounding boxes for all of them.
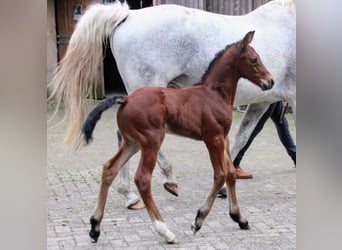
[224,137,249,229]
[89,139,139,242]
[191,136,228,234]
[230,102,270,161]
[157,151,178,196]
[116,131,144,209]
[135,144,179,244]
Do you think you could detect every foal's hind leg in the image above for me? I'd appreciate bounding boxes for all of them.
[135,145,178,244]
[89,139,139,243]
[224,137,249,229]
[192,137,228,234]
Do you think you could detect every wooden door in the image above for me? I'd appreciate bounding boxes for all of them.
[55,0,96,61]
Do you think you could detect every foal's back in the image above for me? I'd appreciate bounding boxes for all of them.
[118,86,232,141]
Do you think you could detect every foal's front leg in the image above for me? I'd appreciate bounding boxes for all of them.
[224,138,249,229]
[192,137,227,234]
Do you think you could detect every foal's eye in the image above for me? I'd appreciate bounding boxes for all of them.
[250,58,257,65]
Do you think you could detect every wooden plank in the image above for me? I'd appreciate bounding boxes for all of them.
[218,0,224,14]
[223,0,229,15]
[206,0,213,12]
[214,0,218,14]
[198,0,204,10]
[240,0,246,14]
[247,0,253,13]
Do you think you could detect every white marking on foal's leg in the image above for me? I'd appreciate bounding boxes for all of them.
[153,220,178,243]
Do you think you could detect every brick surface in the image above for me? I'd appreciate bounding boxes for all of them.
[47,106,296,249]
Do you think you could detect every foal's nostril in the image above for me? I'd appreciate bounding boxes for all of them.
[269,79,274,87]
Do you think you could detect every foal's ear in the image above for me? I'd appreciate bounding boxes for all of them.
[243,31,255,44]
[239,31,255,53]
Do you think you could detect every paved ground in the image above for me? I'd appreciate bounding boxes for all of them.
[47,105,296,250]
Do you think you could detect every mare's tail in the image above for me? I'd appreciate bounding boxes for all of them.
[82,96,126,145]
[48,2,129,150]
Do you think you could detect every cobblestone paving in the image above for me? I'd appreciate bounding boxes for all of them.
[47,106,296,249]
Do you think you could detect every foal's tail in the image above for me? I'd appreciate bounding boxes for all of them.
[82,96,126,145]
[48,2,129,150]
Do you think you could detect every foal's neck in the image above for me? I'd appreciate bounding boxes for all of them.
[202,51,240,105]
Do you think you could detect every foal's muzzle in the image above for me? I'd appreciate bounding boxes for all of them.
[260,78,274,90]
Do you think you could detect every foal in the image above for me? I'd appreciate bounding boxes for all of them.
[82,31,274,243]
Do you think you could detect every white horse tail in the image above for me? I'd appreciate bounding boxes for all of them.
[48,2,129,150]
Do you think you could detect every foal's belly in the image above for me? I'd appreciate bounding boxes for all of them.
[165,122,203,141]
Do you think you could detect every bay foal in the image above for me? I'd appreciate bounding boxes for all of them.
[82,31,274,243]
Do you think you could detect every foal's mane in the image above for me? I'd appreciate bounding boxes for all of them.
[195,42,238,86]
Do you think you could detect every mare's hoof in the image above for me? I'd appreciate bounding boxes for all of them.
[127,200,145,210]
[167,238,179,244]
[163,182,179,197]
[239,220,250,230]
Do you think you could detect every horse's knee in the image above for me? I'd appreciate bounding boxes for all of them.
[227,169,236,180]
[225,164,236,181]
[134,175,151,195]
[214,171,227,187]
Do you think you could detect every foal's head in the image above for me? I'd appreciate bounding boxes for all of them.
[235,31,274,90]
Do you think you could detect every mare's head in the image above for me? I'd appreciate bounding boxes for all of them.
[235,31,274,90]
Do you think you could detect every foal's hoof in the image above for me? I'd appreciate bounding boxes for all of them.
[163,182,179,197]
[229,213,250,230]
[191,224,201,235]
[167,238,179,244]
[239,220,250,230]
[89,230,100,243]
[89,216,100,243]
